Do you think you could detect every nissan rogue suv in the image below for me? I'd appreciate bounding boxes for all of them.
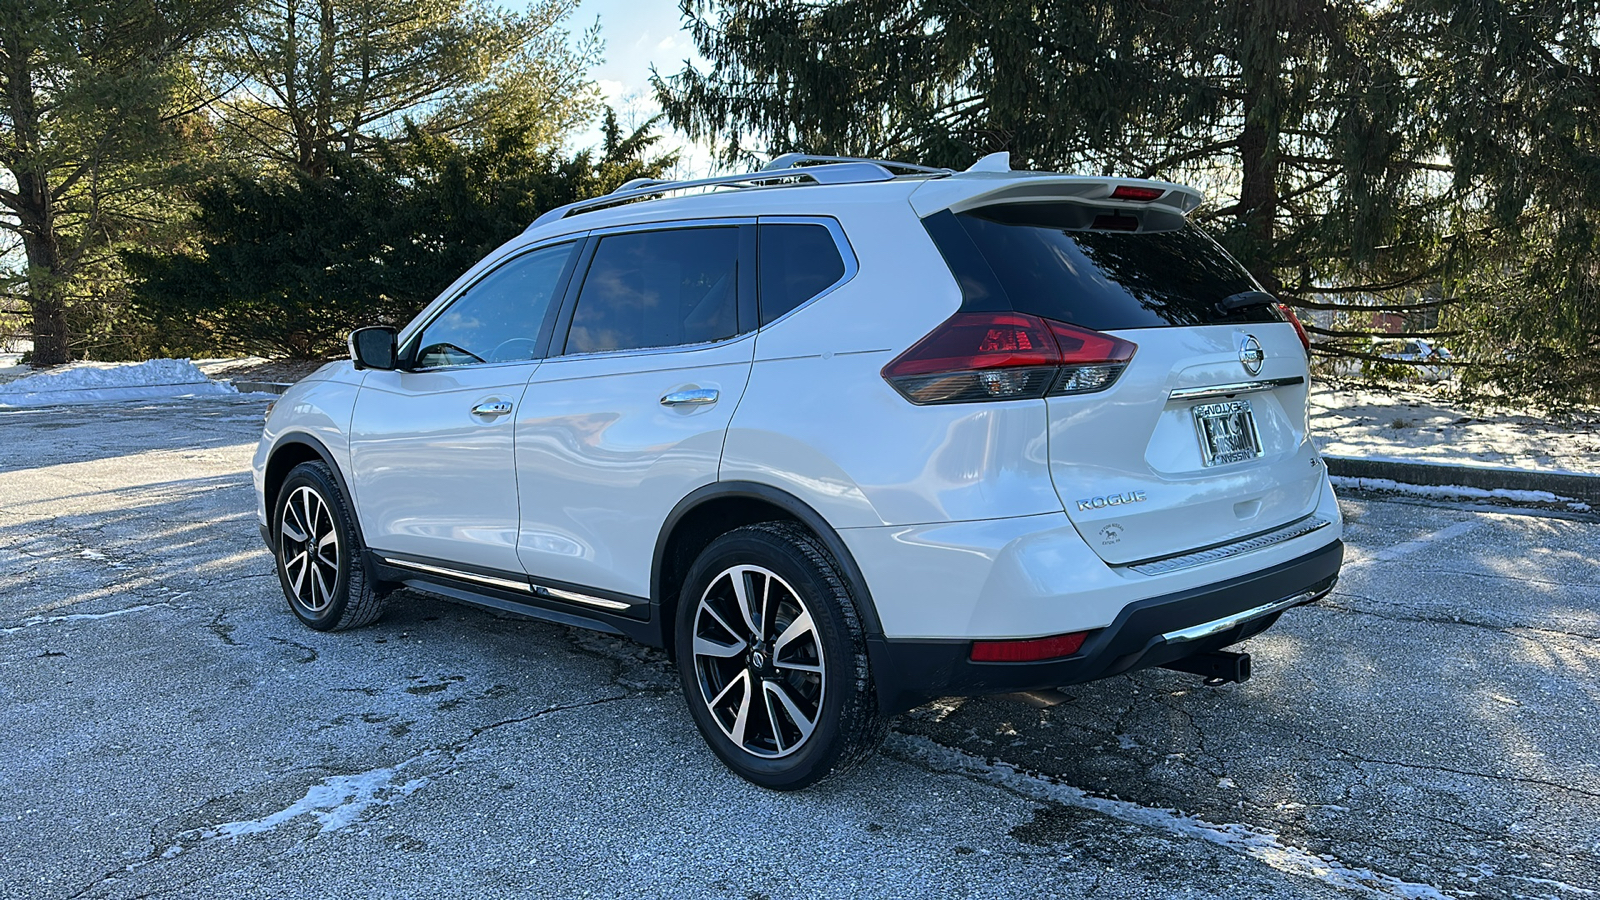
[252,153,1343,790]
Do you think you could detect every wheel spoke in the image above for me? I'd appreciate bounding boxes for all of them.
[300,491,315,548]
[280,512,307,543]
[758,574,774,642]
[729,568,759,637]
[772,609,815,659]
[317,529,338,553]
[286,550,308,594]
[763,679,817,746]
[709,668,749,710]
[699,603,744,644]
[763,684,787,753]
[694,634,745,659]
[311,559,333,607]
[773,659,822,674]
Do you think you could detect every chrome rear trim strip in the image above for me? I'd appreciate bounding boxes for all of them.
[1161,590,1319,644]
[1126,516,1332,576]
[535,585,632,611]
[1169,376,1304,403]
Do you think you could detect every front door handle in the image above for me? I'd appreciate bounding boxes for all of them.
[471,401,513,417]
[660,388,718,406]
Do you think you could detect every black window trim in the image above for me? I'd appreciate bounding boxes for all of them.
[549,217,759,361]
[754,215,859,329]
[398,236,588,372]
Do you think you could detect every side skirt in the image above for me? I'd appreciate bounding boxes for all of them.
[365,551,661,647]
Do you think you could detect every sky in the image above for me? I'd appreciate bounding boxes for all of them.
[566,0,718,176]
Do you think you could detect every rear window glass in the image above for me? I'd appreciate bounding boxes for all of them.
[759,223,846,325]
[925,204,1279,330]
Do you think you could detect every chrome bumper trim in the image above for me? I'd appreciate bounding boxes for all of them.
[1161,589,1323,644]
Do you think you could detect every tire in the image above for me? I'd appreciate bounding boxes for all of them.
[675,521,887,790]
[272,461,387,632]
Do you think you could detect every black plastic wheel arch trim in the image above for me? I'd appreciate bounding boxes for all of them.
[265,433,377,583]
[652,481,886,641]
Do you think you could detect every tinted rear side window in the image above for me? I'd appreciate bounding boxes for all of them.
[924,204,1278,330]
[565,227,740,354]
[759,223,846,325]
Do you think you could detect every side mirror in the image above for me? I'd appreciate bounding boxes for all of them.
[348,326,398,370]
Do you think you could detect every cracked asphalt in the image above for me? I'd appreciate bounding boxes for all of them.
[2,395,1596,900]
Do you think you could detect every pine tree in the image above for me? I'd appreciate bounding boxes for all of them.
[0,0,235,366]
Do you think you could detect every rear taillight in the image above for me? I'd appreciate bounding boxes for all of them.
[881,312,1137,405]
[1277,303,1311,353]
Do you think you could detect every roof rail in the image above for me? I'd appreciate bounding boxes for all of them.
[763,153,952,176]
[526,161,920,230]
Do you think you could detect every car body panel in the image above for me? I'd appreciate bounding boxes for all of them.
[347,363,538,572]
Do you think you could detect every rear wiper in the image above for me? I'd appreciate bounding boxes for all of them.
[1218,290,1277,313]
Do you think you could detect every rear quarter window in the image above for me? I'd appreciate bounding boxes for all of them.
[758,223,847,325]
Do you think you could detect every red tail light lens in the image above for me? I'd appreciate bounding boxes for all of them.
[971,631,1089,662]
[1111,185,1166,202]
[882,313,1137,405]
[1277,303,1311,353]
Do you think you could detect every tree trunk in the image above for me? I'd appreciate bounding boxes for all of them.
[5,34,71,366]
[15,166,70,366]
[1234,3,1285,295]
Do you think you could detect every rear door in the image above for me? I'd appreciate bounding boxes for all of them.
[925,201,1324,565]
[514,221,757,608]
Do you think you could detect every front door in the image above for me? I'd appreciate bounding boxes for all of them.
[348,240,579,573]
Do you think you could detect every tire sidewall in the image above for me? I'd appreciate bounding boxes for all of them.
[674,526,867,790]
[273,463,357,632]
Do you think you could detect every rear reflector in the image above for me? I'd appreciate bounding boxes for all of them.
[971,631,1089,662]
[1111,185,1166,202]
[882,313,1137,405]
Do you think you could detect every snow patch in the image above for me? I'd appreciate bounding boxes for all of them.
[0,359,236,407]
[162,754,435,859]
[1,603,170,634]
[893,734,1453,900]
[1330,475,1570,505]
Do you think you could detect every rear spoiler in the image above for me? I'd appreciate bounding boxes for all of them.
[908,173,1203,219]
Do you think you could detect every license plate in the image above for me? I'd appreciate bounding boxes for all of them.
[1192,399,1263,466]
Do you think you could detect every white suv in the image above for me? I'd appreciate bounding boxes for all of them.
[252,154,1343,790]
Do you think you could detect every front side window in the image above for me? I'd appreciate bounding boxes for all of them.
[413,242,576,368]
[564,227,740,355]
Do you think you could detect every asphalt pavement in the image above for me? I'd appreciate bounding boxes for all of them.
[1,396,1595,900]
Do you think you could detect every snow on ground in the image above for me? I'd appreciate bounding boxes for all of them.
[1311,381,1600,475]
[0,359,240,407]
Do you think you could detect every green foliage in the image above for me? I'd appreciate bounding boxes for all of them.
[203,0,603,177]
[126,113,677,358]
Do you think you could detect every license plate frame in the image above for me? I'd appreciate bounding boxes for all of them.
[1191,399,1264,467]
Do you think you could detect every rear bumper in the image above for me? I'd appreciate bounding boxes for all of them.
[867,538,1343,714]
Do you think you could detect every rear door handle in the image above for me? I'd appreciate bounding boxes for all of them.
[660,389,718,406]
[471,401,513,417]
